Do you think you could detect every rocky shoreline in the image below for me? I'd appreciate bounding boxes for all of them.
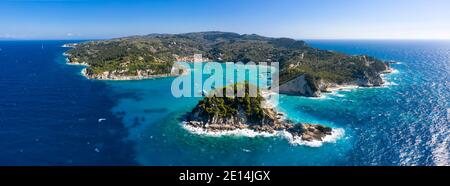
[323,67,396,93]
[183,82,339,144]
[185,119,336,143]
[64,52,184,80]
[80,68,181,80]
[279,65,394,97]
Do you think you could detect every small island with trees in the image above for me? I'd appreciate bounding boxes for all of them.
[184,82,337,143]
[64,31,392,144]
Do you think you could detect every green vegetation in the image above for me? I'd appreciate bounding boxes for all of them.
[192,82,267,124]
[278,50,387,85]
[66,31,388,83]
[66,39,176,76]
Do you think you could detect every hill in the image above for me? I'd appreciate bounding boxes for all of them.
[64,31,391,96]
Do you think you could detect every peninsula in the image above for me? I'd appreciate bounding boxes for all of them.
[64,31,391,96]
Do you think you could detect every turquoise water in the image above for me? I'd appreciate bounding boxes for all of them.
[104,40,449,166]
[107,72,353,166]
[0,40,448,165]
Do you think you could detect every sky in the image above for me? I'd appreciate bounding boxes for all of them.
[1,0,450,40]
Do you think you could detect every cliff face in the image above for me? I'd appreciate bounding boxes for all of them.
[279,62,391,97]
[185,82,334,142]
[353,68,386,87]
[279,74,321,97]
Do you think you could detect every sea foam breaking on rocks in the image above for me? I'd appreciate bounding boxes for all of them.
[282,128,345,147]
[182,122,345,147]
[182,123,276,138]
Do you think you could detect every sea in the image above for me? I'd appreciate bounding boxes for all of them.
[0,40,448,165]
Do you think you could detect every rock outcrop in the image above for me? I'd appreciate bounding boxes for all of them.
[287,124,333,141]
[278,74,321,97]
[279,62,391,97]
[184,82,334,142]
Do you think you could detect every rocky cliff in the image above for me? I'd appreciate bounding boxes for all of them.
[279,62,391,97]
[278,74,321,97]
[185,82,334,142]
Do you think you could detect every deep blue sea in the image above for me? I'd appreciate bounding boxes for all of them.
[0,40,448,165]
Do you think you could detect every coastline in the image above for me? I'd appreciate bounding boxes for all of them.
[26,39,443,166]
[314,67,398,98]
[61,44,77,48]
[63,52,185,81]
[282,128,345,147]
[177,66,398,145]
[182,122,344,147]
[61,43,392,147]
[80,68,181,81]
[182,80,343,147]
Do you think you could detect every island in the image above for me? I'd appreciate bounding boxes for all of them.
[184,82,335,142]
[64,31,391,96]
[62,31,393,143]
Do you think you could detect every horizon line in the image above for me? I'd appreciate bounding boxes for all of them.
[1,31,450,41]
[1,38,450,41]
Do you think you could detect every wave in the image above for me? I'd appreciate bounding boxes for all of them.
[431,135,449,166]
[389,68,400,74]
[182,123,276,138]
[429,119,449,166]
[281,128,345,147]
[326,91,346,98]
[182,123,344,147]
[383,80,398,86]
